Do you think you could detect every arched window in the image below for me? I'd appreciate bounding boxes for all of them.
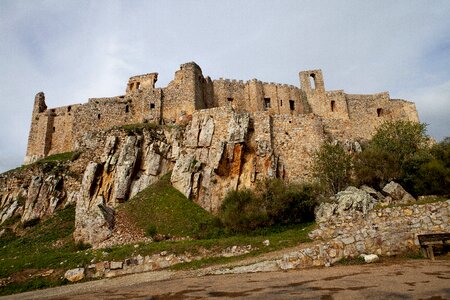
[310,73,316,89]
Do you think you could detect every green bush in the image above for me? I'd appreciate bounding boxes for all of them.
[21,218,40,228]
[353,122,449,196]
[312,143,352,194]
[145,224,158,238]
[219,179,317,233]
[219,189,268,233]
[74,241,92,251]
[355,121,428,188]
[353,146,399,188]
[401,140,450,196]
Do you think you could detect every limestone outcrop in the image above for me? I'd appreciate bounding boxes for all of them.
[72,126,182,245]
[315,186,378,223]
[0,161,77,226]
[382,181,416,205]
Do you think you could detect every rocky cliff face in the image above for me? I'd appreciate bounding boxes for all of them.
[1,109,335,246]
[171,108,279,213]
[0,162,79,225]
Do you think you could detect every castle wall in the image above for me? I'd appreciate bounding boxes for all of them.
[162,62,206,124]
[272,114,326,181]
[211,79,305,116]
[72,97,135,143]
[47,106,75,156]
[127,88,162,124]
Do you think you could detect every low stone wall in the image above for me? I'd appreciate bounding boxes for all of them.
[310,200,449,257]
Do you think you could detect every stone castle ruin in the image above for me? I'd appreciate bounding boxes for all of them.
[3,62,420,245]
[25,62,418,165]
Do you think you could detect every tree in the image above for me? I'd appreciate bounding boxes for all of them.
[312,143,352,194]
[354,121,429,188]
[370,120,428,169]
[401,138,450,196]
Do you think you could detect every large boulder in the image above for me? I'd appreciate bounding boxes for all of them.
[73,162,115,246]
[315,186,377,223]
[382,181,415,205]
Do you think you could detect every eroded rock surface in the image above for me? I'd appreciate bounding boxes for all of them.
[382,181,415,205]
[315,186,378,223]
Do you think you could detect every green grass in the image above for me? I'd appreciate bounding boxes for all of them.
[0,175,316,295]
[36,152,77,163]
[113,123,159,135]
[120,173,222,239]
[100,222,314,262]
[0,205,95,281]
[2,151,80,175]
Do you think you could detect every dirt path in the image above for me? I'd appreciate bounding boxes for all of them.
[3,259,450,300]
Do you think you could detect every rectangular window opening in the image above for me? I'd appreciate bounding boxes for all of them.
[136,82,140,90]
[331,101,336,112]
[377,108,383,117]
[227,97,233,102]
[264,98,271,110]
[289,100,295,111]
[150,103,155,109]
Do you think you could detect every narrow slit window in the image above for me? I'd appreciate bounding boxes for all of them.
[97,114,101,120]
[67,106,71,112]
[310,74,316,90]
[52,127,56,132]
[264,98,271,110]
[289,100,295,111]
[331,101,336,112]
[377,108,383,117]
[125,105,129,113]
[280,100,283,106]
[136,82,140,90]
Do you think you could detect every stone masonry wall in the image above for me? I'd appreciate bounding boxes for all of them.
[310,200,450,257]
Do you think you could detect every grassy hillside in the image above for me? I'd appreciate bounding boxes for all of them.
[120,173,221,239]
[0,174,316,296]
[0,205,94,295]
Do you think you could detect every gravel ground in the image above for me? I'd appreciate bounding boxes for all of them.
[2,259,450,300]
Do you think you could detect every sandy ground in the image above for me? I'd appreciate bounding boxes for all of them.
[2,259,450,300]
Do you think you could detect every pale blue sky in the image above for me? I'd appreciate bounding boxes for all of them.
[1,0,449,172]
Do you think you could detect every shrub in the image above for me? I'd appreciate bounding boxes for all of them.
[312,143,352,194]
[355,121,428,186]
[21,218,40,228]
[353,146,399,188]
[145,224,157,238]
[219,180,318,233]
[219,189,268,233]
[401,139,450,196]
[74,241,92,251]
[370,121,428,164]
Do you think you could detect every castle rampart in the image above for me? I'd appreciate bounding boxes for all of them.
[24,62,419,164]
